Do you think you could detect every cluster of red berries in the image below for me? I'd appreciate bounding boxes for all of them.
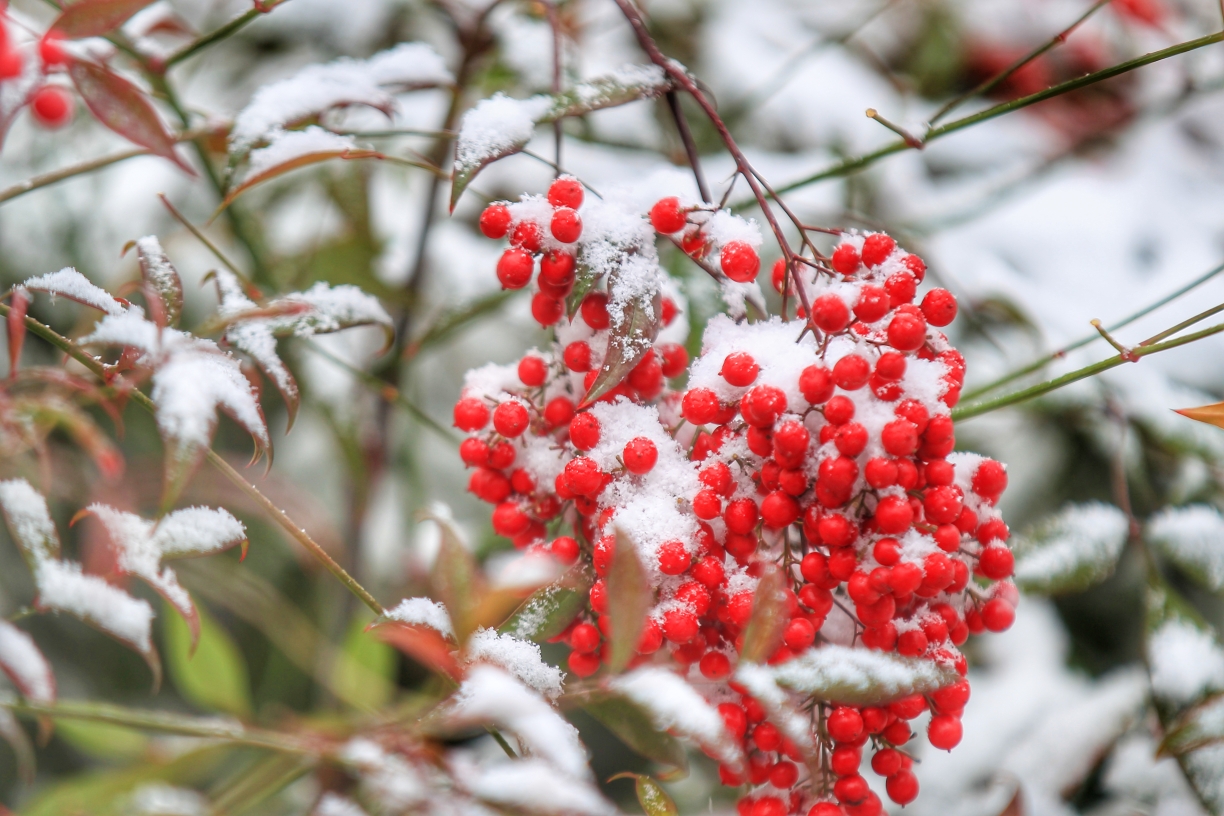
[458,185,1016,816]
[0,19,73,129]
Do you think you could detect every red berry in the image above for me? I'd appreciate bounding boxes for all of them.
[853,285,890,323]
[721,351,759,387]
[551,535,579,563]
[493,401,529,437]
[865,458,898,489]
[832,354,871,390]
[761,491,799,528]
[453,397,490,431]
[813,293,851,333]
[30,85,72,128]
[875,352,906,381]
[885,271,917,308]
[978,545,1014,579]
[721,241,760,283]
[771,258,788,292]
[982,597,1015,631]
[808,805,845,816]
[783,617,815,651]
[551,207,582,243]
[973,460,1008,500]
[0,48,22,80]
[563,457,603,496]
[543,396,574,428]
[663,608,699,642]
[800,365,835,405]
[530,292,563,325]
[577,292,609,330]
[834,423,868,457]
[658,539,691,575]
[569,412,600,450]
[871,748,903,776]
[772,421,810,469]
[903,254,926,282]
[659,343,688,378]
[832,244,860,276]
[547,176,584,209]
[830,745,861,776]
[539,250,575,284]
[682,388,720,425]
[827,707,864,743]
[741,385,787,427]
[928,714,963,750]
[496,248,534,289]
[725,498,759,534]
[885,770,918,805]
[650,197,687,233]
[693,555,725,588]
[861,234,896,267]
[623,437,658,474]
[518,358,548,389]
[896,628,928,657]
[922,288,958,327]
[459,437,490,467]
[881,420,919,456]
[769,760,799,788]
[567,649,600,677]
[563,341,592,372]
[887,310,927,351]
[834,775,869,805]
[699,650,731,679]
[570,622,601,653]
[824,395,855,425]
[491,502,530,537]
[479,203,512,238]
[875,496,913,534]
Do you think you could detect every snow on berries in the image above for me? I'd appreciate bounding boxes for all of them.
[461,192,1014,815]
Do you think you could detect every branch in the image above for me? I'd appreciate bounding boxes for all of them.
[0,148,148,205]
[164,9,263,69]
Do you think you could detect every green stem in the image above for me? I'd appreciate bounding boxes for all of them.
[769,31,1224,198]
[0,149,147,205]
[952,320,1224,421]
[164,9,262,68]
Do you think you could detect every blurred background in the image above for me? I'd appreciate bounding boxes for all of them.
[4,0,1224,813]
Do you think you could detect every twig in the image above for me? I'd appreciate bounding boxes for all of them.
[1138,300,1224,347]
[1091,319,1138,361]
[164,9,263,69]
[0,148,148,205]
[544,0,565,172]
[866,108,922,148]
[158,193,252,286]
[666,90,711,203]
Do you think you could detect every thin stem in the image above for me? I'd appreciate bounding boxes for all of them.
[1138,300,1224,347]
[952,320,1224,421]
[770,31,1224,198]
[0,148,147,205]
[961,259,1224,401]
[666,90,711,203]
[0,302,385,617]
[1091,318,1138,361]
[866,108,922,148]
[158,193,252,286]
[927,0,1114,128]
[544,0,564,172]
[164,9,262,69]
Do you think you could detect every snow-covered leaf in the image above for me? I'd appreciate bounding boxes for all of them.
[450,65,669,209]
[500,566,592,642]
[0,620,55,704]
[460,757,617,816]
[581,694,688,772]
[732,662,817,761]
[630,775,678,816]
[128,782,210,816]
[738,565,789,665]
[565,262,601,321]
[605,525,651,674]
[581,271,660,408]
[370,619,461,679]
[422,510,480,644]
[133,236,183,328]
[0,477,62,565]
[51,0,159,38]
[609,667,743,769]
[382,597,454,639]
[21,268,126,315]
[67,58,192,174]
[1013,502,1130,595]
[1148,505,1224,592]
[753,644,959,705]
[464,629,564,700]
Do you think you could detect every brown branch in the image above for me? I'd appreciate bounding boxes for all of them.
[666,90,711,203]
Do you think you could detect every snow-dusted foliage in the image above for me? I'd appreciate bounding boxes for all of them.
[1148,505,1224,591]
[1012,502,1130,594]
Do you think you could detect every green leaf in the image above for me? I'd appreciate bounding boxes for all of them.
[133,237,184,328]
[634,775,679,816]
[580,282,660,408]
[51,0,159,38]
[500,565,593,641]
[67,58,193,175]
[565,262,602,321]
[1012,502,1129,595]
[738,565,788,665]
[163,603,252,719]
[450,66,669,209]
[54,719,149,763]
[422,509,482,644]
[583,694,688,772]
[330,613,395,710]
[606,526,652,674]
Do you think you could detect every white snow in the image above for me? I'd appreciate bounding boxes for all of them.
[338,738,427,811]
[0,478,61,562]
[244,127,362,181]
[152,507,247,558]
[21,268,126,315]
[1012,502,1130,593]
[610,667,742,766]
[1148,505,1224,591]
[129,783,208,816]
[384,597,455,638]
[459,758,616,816]
[1149,619,1224,708]
[313,793,369,816]
[455,93,552,171]
[35,560,154,654]
[0,620,54,703]
[764,643,958,703]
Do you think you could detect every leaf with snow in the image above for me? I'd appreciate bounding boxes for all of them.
[51,0,160,38]
[0,620,55,704]
[337,738,428,813]
[609,668,743,769]
[459,757,617,816]
[629,775,678,816]
[1148,505,1224,592]
[371,619,461,679]
[581,693,688,772]
[753,644,959,706]
[500,566,592,642]
[605,526,652,673]
[67,58,192,174]
[1162,693,1224,756]
[79,504,246,647]
[229,43,452,157]
[1012,502,1130,595]
[464,628,564,700]
[133,236,183,328]
[732,662,817,760]
[423,509,481,643]
[382,597,455,639]
[450,65,670,209]
[21,268,126,315]
[0,478,61,565]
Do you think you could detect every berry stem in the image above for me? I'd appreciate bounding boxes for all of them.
[952,319,1224,421]
[665,90,712,203]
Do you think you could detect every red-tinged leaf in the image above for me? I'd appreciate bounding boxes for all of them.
[371,620,462,679]
[606,525,653,674]
[580,281,660,409]
[421,509,482,644]
[0,620,56,704]
[24,400,125,480]
[584,696,689,772]
[214,148,383,216]
[7,287,28,379]
[134,237,184,328]
[739,565,790,665]
[51,0,160,38]
[1176,401,1224,430]
[67,58,193,175]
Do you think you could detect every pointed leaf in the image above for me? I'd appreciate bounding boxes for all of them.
[606,525,652,674]
[134,237,184,328]
[500,565,593,641]
[633,776,678,816]
[51,0,159,38]
[67,58,193,175]
[7,286,28,378]
[583,694,689,772]
[1177,401,1224,430]
[565,262,601,321]
[217,147,383,215]
[370,620,462,679]
[52,718,148,763]
[761,644,960,705]
[738,565,789,665]
[163,603,252,718]
[0,478,62,565]
[21,268,127,315]
[450,65,669,208]
[581,285,660,408]
[421,509,482,643]
[1012,502,1129,595]
[0,620,55,704]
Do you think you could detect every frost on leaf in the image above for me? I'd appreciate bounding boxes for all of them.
[748,644,958,705]
[134,236,183,327]
[450,65,669,208]
[81,504,246,647]
[1012,502,1130,594]
[464,628,563,700]
[0,620,55,704]
[1148,505,1224,591]
[220,127,382,212]
[128,782,209,816]
[609,668,743,768]
[383,597,455,639]
[212,269,392,428]
[1146,582,1224,812]
[448,666,588,779]
[22,268,127,315]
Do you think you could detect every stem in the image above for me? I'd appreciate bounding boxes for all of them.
[158,193,253,286]
[866,108,922,148]
[544,0,564,172]
[0,148,147,205]
[771,31,1224,198]
[952,320,1224,421]
[1138,300,1224,347]
[927,0,1114,127]
[164,9,262,69]
[666,90,711,203]
[0,302,385,617]
[961,259,1224,401]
